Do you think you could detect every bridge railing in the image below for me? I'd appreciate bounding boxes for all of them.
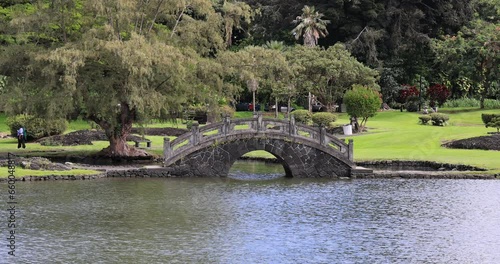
[164,113,353,162]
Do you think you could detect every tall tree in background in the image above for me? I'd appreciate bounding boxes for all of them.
[432,0,500,107]
[292,5,330,47]
[286,44,379,113]
[218,0,253,48]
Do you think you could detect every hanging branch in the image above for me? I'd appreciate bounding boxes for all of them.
[148,0,165,35]
[170,5,187,38]
[351,26,368,43]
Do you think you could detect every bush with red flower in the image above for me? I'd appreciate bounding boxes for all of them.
[397,85,421,112]
[398,85,420,104]
[426,84,451,107]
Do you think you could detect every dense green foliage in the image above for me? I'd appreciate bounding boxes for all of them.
[481,113,500,127]
[430,113,450,126]
[418,115,431,125]
[444,99,500,109]
[291,109,312,124]
[486,117,500,132]
[0,0,498,156]
[6,114,67,140]
[343,85,381,132]
[311,112,336,127]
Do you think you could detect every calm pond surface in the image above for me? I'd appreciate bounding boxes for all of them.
[2,161,500,264]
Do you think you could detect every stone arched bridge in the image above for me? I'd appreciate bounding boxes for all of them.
[163,114,364,178]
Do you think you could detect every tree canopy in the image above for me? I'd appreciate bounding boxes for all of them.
[0,0,497,156]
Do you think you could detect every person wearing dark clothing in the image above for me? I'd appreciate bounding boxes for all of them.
[17,127,26,149]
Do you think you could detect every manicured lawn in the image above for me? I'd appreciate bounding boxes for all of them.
[342,109,500,171]
[0,168,101,178]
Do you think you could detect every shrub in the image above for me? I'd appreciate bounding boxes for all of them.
[6,114,68,141]
[443,98,480,108]
[483,99,500,109]
[482,113,500,130]
[219,105,235,118]
[418,115,431,125]
[430,113,449,126]
[405,96,421,112]
[486,117,500,132]
[292,110,312,124]
[426,84,451,107]
[481,113,497,125]
[397,85,419,104]
[343,85,382,132]
[312,112,337,127]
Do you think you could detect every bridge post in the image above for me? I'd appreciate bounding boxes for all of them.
[163,137,171,161]
[191,122,200,145]
[222,115,231,135]
[348,139,354,162]
[257,113,263,131]
[289,116,297,135]
[320,126,326,146]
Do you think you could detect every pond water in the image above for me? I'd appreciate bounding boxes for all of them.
[2,161,500,263]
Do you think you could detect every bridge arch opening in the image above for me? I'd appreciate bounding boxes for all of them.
[228,150,292,180]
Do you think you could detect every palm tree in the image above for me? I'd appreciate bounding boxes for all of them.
[292,5,330,47]
[264,40,286,51]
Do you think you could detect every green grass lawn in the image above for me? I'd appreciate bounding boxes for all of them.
[342,109,500,172]
[0,168,101,178]
[2,108,500,176]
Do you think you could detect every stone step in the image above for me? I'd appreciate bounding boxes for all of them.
[351,166,374,174]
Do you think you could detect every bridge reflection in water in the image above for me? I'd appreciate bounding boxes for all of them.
[163,114,371,178]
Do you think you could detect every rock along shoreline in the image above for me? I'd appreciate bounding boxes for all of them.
[2,159,498,182]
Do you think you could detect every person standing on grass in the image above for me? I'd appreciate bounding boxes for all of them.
[17,126,26,149]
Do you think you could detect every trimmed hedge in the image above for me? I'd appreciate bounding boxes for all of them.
[312,112,337,127]
[430,113,449,126]
[418,115,431,125]
[482,113,500,132]
[481,113,500,125]
[292,110,312,124]
[6,114,68,141]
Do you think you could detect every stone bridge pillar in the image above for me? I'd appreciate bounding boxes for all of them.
[289,116,297,135]
[163,137,171,160]
[191,123,200,145]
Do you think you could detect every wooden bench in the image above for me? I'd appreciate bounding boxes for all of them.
[133,139,152,148]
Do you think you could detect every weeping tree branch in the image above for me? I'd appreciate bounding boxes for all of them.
[171,5,187,38]
[351,26,368,44]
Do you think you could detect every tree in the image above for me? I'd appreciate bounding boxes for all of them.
[292,5,330,47]
[286,44,379,113]
[343,84,381,133]
[218,0,253,48]
[432,1,500,107]
[218,45,294,117]
[0,0,227,157]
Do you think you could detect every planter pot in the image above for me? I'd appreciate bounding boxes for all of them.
[343,124,352,135]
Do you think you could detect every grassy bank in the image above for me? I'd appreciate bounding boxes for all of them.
[0,168,101,178]
[339,108,500,172]
[1,108,500,177]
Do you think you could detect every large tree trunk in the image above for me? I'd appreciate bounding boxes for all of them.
[100,133,148,157]
[91,103,150,157]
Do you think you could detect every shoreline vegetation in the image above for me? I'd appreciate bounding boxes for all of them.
[1,108,500,181]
